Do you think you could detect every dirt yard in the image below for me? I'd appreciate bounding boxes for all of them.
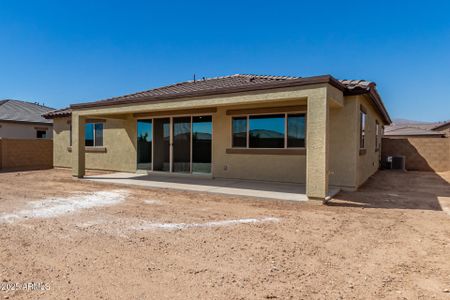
[0,169,449,299]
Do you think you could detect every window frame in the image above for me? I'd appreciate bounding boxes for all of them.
[360,109,367,149]
[36,130,47,139]
[231,111,306,150]
[85,122,104,147]
[231,116,248,148]
[375,120,380,151]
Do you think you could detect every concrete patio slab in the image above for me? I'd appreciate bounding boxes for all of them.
[83,172,340,202]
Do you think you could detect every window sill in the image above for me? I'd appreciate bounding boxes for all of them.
[226,148,306,155]
[359,148,367,156]
[67,146,107,153]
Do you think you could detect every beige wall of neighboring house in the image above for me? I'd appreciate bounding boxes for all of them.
[0,121,53,139]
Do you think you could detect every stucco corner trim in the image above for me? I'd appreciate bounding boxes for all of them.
[226,148,306,155]
[67,146,107,153]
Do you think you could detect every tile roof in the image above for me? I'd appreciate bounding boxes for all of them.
[42,107,72,119]
[0,99,54,124]
[44,74,389,123]
[72,74,374,108]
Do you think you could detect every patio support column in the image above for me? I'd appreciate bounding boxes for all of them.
[72,112,86,178]
[306,89,329,200]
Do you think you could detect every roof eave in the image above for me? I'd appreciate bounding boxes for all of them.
[344,86,391,125]
[50,74,391,125]
[69,75,346,110]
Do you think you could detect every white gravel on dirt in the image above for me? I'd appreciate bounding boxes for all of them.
[0,189,128,223]
[132,216,280,231]
[143,199,162,205]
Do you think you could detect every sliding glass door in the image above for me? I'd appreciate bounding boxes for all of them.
[172,117,191,173]
[153,118,170,171]
[137,115,212,174]
[137,120,152,170]
[192,116,212,173]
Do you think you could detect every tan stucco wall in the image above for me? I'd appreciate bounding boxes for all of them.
[356,95,384,186]
[53,117,136,172]
[53,118,71,167]
[0,122,53,139]
[212,100,307,183]
[328,96,359,189]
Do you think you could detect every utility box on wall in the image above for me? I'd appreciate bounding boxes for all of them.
[381,137,450,172]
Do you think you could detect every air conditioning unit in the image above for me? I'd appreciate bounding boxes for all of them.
[386,156,406,170]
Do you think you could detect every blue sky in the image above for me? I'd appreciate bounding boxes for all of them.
[0,1,449,122]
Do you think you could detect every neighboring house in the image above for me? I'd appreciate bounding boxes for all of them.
[431,121,450,137]
[43,74,391,200]
[384,120,449,138]
[0,99,54,139]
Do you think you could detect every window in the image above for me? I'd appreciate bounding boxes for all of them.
[232,113,306,149]
[360,109,366,149]
[85,123,103,147]
[375,120,380,151]
[232,117,247,147]
[249,114,285,148]
[137,120,152,170]
[287,114,306,147]
[36,130,47,139]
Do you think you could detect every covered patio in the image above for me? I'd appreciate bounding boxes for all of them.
[83,172,340,202]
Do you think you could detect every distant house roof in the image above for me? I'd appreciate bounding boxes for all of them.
[384,126,445,137]
[385,119,450,137]
[43,74,391,123]
[431,120,450,131]
[0,99,54,124]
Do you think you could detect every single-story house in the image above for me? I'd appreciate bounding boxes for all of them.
[43,74,391,200]
[384,120,449,138]
[0,99,54,139]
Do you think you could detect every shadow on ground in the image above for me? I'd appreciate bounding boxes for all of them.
[328,170,450,210]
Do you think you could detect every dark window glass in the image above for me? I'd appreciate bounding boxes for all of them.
[232,117,247,147]
[172,117,191,173]
[85,123,103,146]
[69,123,72,146]
[95,123,103,146]
[249,114,285,148]
[287,114,305,147]
[36,130,46,139]
[192,116,212,173]
[137,120,152,169]
[85,123,94,146]
[153,118,170,171]
[375,121,379,150]
[360,111,366,148]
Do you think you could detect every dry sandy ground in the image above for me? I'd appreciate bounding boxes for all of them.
[0,169,449,299]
